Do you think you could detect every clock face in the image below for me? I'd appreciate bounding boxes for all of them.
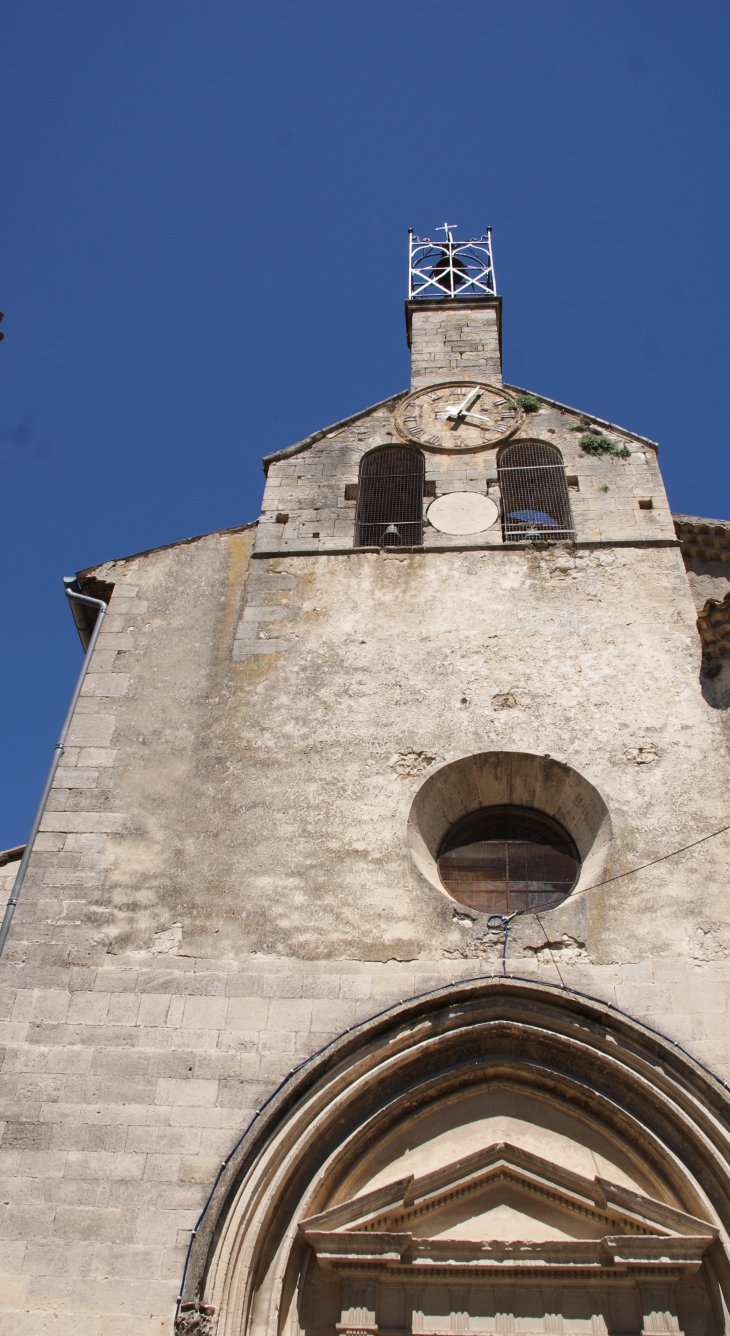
[394,382,523,452]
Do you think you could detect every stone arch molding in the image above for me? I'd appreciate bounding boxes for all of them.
[406,751,613,900]
[177,980,730,1336]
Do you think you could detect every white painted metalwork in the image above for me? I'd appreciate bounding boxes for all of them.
[408,226,497,299]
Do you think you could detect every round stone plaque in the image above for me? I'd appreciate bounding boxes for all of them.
[427,492,499,536]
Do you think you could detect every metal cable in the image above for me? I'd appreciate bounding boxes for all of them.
[487,912,520,973]
[483,822,730,983]
[568,821,730,904]
[532,911,567,988]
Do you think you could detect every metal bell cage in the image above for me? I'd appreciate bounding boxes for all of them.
[408,226,497,299]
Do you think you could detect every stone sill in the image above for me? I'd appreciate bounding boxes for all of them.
[252,538,682,559]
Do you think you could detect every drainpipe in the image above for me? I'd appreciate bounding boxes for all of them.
[0,585,109,958]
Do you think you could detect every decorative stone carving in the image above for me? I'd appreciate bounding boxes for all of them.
[180,980,729,1336]
[175,1301,217,1335]
[338,1280,377,1334]
[302,1141,712,1283]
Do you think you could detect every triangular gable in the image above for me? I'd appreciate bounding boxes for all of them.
[262,384,658,475]
[262,391,409,471]
[301,1142,714,1243]
[505,384,659,451]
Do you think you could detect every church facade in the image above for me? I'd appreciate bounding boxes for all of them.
[3,232,730,1336]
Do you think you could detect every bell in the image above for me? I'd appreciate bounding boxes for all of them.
[432,246,469,295]
[382,524,401,546]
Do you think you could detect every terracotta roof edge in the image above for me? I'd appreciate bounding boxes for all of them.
[673,513,730,530]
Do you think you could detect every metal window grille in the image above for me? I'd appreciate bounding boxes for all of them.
[498,441,575,543]
[355,447,425,548]
[409,228,496,299]
[438,805,580,915]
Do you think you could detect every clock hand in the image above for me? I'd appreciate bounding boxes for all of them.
[440,409,494,428]
[460,411,493,426]
[458,387,481,414]
[446,387,482,420]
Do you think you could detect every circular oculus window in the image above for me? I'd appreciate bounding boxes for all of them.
[437,804,581,915]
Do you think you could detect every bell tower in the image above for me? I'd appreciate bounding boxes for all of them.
[406,224,502,388]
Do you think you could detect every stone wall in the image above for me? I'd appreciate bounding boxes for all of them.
[407,300,502,390]
[13,530,722,967]
[3,515,730,1331]
[3,950,730,1334]
[1,309,728,1333]
[258,392,672,556]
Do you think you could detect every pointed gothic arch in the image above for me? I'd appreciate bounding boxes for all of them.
[176,979,730,1336]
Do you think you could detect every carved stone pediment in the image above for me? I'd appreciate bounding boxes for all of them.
[301,1143,715,1281]
[189,983,730,1336]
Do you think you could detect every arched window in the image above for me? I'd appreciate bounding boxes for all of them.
[437,804,580,914]
[355,446,425,548]
[498,440,574,542]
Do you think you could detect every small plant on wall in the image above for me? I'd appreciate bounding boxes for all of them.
[514,393,541,413]
[580,431,630,459]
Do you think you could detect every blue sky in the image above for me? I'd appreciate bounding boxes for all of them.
[1,0,729,848]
